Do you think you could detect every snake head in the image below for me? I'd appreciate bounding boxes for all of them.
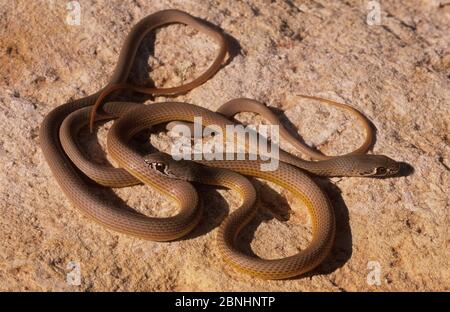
[143,152,201,181]
[144,160,175,177]
[350,155,401,177]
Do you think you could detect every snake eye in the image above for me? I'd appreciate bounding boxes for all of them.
[147,161,168,175]
[376,167,387,175]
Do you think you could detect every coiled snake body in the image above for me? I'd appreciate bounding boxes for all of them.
[39,10,400,279]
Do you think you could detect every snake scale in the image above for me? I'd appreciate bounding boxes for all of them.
[40,10,400,279]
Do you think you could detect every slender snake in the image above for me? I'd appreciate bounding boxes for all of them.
[40,10,400,279]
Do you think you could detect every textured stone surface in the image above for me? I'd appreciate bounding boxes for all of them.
[0,0,449,291]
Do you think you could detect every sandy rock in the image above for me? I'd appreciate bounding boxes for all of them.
[0,0,448,291]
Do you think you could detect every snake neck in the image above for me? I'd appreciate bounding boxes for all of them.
[278,150,339,176]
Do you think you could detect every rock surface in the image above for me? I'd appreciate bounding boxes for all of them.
[0,0,449,291]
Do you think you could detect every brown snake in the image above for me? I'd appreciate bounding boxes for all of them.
[40,10,400,279]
